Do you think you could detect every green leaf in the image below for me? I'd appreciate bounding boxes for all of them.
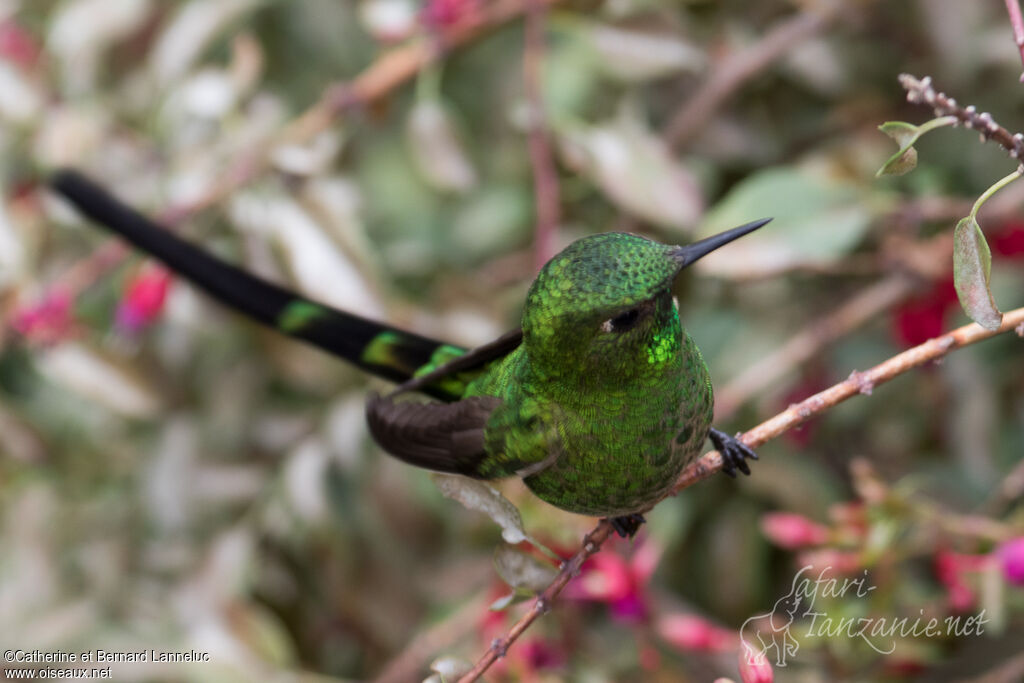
[875,116,957,177]
[953,216,1003,330]
[876,121,921,176]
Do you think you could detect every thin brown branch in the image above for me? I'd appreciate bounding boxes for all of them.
[456,521,615,682]
[676,307,1024,486]
[662,1,844,148]
[1006,0,1024,83]
[523,0,560,271]
[458,306,1024,682]
[899,73,1024,163]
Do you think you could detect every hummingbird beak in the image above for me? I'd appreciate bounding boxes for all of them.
[671,217,772,269]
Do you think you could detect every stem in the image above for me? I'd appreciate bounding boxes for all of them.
[969,169,1024,220]
[899,74,1024,164]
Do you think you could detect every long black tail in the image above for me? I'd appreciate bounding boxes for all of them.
[50,169,456,395]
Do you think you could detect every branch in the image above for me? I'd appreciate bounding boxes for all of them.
[899,73,1024,163]
[457,306,1024,682]
[523,0,560,271]
[662,0,844,148]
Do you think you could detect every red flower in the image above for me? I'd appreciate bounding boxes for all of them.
[12,289,75,345]
[991,221,1024,258]
[760,513,829,549]
[890,277,958,347]
[996,537,1024,586]
[116,264,172,334]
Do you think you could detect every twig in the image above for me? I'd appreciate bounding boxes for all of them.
[456,521,615,682]
[714,273,915,418]
[523,0,560,271]
[662,1,844,148]
[457,306,1024,682]
[1005,0,1024,83]
[899,74,1024,163]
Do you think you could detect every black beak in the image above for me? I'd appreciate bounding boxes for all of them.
[671,218,772,268]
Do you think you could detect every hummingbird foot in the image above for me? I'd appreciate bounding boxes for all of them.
[709,428,758,478]
[608,514,646,538]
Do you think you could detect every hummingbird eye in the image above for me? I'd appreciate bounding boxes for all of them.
[602,307,642,333]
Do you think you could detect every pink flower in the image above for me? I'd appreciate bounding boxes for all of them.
[738,643,774,683]
[890,277,958,347]
[997,537,1024,586]
[12,289,75,345]
[992,221,1024,258]
[569,552,633,602]
[656,614,735,653]
[563,538,662,623]
[935,550,990,611]
[760,513,829,549]
[115,264,172,334]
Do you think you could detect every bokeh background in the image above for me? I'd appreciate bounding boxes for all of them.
[1,0,1023,681]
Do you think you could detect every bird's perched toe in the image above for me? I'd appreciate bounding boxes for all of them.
[609,513,646,538]
[709,427,758,478]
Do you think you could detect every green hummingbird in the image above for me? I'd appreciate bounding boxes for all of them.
[50,170,769,537]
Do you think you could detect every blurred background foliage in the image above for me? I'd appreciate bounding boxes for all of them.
[0,0,1023,681]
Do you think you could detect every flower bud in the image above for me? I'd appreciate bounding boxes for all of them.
[116,264,172,334]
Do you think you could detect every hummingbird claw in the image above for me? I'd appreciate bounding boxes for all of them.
[608,513,646,538]
[709,428,757,478]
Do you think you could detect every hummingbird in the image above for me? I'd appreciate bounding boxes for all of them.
[49,170,769,537]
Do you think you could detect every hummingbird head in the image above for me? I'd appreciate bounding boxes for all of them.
[522,219,770,383]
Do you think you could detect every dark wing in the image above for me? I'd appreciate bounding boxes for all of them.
[392,328,523,400]
[366,394,503,477]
